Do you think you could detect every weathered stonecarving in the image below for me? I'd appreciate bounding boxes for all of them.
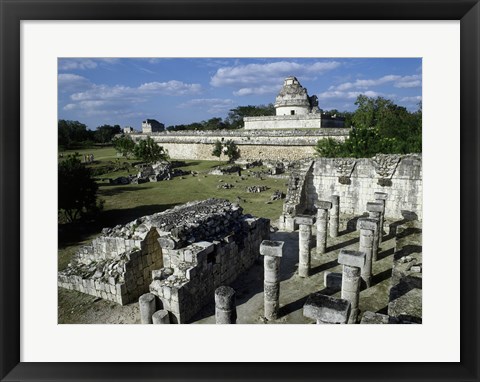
[58,199,270,323]
[279,154,422,230]
[130,129,348,161]
[280,160,314,230]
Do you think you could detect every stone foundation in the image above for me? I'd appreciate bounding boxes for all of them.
[58,199,270,317]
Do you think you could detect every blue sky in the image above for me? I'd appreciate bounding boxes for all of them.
[58,58,422,130]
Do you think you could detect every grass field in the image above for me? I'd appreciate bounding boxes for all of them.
[59,147,288,270]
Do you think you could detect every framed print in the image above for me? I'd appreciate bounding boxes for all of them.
[1,0,479,381]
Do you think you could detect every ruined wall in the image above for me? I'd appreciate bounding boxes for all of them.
[131,129,348,161]
[58,228,163,305]
[150,216,269,323]
[279,155,422,230]
[58,199,270,322]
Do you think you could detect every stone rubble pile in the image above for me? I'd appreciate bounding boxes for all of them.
[209,165,242,175]
[246,185,268,193]
[217,183,234,189]
[108,162,189,185]
[270,190,285,201]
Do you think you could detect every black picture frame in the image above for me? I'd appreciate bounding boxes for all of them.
[1,0,479,381]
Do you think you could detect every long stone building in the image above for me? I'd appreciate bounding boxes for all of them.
[132,76,350,161]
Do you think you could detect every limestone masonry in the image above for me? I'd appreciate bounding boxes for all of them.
[58,199,270,323]
[244,76,345,130]
[131,128,349,161]
[279,154,422,230]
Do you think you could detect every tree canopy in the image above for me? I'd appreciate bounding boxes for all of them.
[58,154,100,222]
[315,95,421,158]
[94,124,121,143]
[113,135,136,158]
[134,137,169,164]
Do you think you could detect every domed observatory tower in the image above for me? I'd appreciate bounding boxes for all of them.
[274,76,319,116]
[243,76,345,130]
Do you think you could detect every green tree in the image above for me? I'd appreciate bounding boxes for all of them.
[211,139,239,162]
[113,135,136,158]
[58,154,100,222]
[223,140,240,162]
[58,120,93,148]
[315,95,422,158]
[94,124,121,143]
[134,137,169,164]
[212,140,223,158]
[226,104,275,129]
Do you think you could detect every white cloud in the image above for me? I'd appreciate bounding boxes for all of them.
[138,81,201,95]
[59,59,98,71]
[58,58,120,71]
[210,60,341,95]
[318,90,383,100]
[400,95,422,103]
[233,85,281,96]
[330,74,422,91]
[63,80,201,118]
[58,73,91,92]
[69,80,201,102]
[178,98,235,114]
[394,75,422,88]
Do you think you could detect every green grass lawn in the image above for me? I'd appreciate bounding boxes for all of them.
[58,147,288,270]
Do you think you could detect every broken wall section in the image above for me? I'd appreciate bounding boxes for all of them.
[58,228,163,305]
[150,216,270,324]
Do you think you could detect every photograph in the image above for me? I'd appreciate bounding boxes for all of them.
[57,57,423,325]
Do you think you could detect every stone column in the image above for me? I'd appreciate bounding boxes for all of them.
[366,201,383,261]
[139,293,156,324]
[303,292,351,324]
[152,309,170,324]
[295,215,314,277]
[315,201,332,255]
[329,195,340,238]
[374,192,388,241]
[215,286,237,324]
[338,249,366,323]
[260,240,284,321]
[357,218,378,288]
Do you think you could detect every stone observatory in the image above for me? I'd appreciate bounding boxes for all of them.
[274,76,320,116]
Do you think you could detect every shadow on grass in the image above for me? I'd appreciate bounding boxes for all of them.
[58,203,180,249]
[98,186,151,197]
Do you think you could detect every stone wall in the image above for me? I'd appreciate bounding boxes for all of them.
[244,114,321,129]
[130,129,349,161]
[150,216,269,323]
[58,199,270,323]
[58,228,163,305]
[279,154,422,229]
